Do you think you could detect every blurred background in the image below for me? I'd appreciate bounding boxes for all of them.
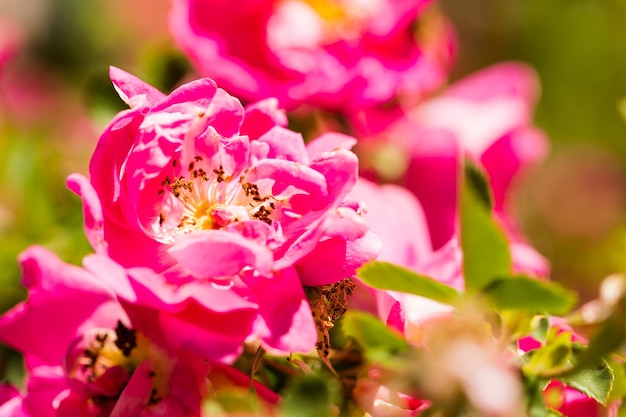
[1,0,626,384]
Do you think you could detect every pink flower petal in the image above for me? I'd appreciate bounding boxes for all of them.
[243,268,317,353]
[241,98,288,140]
[66,173,107,254]
[306,132,358,161]
[169,230,273,277]
[0,247,124,365]
[109,66,166,109]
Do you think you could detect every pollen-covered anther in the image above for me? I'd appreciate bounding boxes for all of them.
[155,157,279,235]
[306,278,356,359]
[71,321,137,384]
[114,320,138,357]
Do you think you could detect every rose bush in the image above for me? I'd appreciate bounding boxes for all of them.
[67,67,379,356]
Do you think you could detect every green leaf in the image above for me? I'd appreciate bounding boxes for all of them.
[465,159,494,210]
[524,330,573,378]
[559,358,614,405]
[202,389,264,415]
[524,375,550,417]
[460,166,512,293]
[280,374,337,417]
[357,261,461,305]
[574,318,626,371]
[483,276,577,315]
[341,311,408,364]
[531,316,551,345]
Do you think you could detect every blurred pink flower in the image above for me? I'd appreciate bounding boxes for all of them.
[352,177,549,337]
[0,18,22,70]
[543,381,606,417]
[68,67,379,354]
[168,0,454,114]
[354,374,428,417]
[356,62,549,251]
[0,383,22,417]
[0,246,210,417]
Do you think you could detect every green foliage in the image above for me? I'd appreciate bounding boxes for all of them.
[357,261,461,305]
[483,276,577,315]
[559,358,614,406]
[524,376,552,417]
[524,330,574,378]
[340,311,408,365]
[202,389,266,416]
[574,318,626,372]
[524,334,615,406]
[461,163,512,293]
[464,160,494,210]
[279,374,338,417]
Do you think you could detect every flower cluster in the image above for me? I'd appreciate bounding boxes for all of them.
[1,1,623,417]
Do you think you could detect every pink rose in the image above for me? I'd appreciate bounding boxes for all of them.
[356,62,549,251]
[69,67,379,354]
[168,0,454,114]
[0,246,211,417]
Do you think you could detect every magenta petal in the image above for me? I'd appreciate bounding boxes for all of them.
[169,230,273,277]
[66,173,107,254]
[82,254,136,303]
[0,396,23,417]
[241,98,288,140]
[319,207,369,241]
[351,178,432,269]
[101,216,174,272]
[510,241,549,279]
[274,217,331,270]
[256,126,308,163]
[56,392,92,417]
[150,80,244,139]
[405,129,460,250]
[296,230,381,286]
[150,77,217,113]
[109,66,165,109]
[0,246,124,365]
[204,88,246,138]
[306,132,358,161]
[22,367,68,417]
[481,127,548,213]
[418,238,464,289]
[246,159,328,211]
[159,305,251,363]
[445,61,539,104]
[386,301,405,334]
[217,134,251,178]
[110,361,154,417]
[122,265,259,313]
[244,268,317,353]
[89,111,143,216]
[113,285,256,363]
[0,385,18,407]
[308,148,358,208]
[0,384,23,417]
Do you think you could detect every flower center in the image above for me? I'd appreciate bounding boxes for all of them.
[156,157,277,241]
[301,0,377,41]
[66,321,170,410]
